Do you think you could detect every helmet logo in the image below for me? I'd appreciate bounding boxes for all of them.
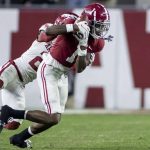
[84,8,96,16]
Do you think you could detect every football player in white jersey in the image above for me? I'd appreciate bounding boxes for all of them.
[0,24,53,130]
[0,12,86,130]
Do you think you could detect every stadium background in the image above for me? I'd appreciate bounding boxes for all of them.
[0,0,150,110]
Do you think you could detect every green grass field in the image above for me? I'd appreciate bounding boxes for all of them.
[1,114,150,150]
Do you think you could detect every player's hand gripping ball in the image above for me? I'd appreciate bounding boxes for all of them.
[74,14,90,41]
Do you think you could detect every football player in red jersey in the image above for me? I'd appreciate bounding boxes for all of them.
[0,3,110,148]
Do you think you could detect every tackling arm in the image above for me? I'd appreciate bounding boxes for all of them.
[38,24,80,42]
[46,24,79,36]
[38,18,90,42]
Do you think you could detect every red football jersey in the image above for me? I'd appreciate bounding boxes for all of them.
[49,17,105,68]
[49,35,105,68]
[50,33,79,68]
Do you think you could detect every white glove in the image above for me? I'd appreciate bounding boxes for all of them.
[39,23,53,32]
[76,21,90,37]
[74,21,90,47]
[77,45,87,56]
[89,53,95,64]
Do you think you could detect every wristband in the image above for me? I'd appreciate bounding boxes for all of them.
[66,24,74,32]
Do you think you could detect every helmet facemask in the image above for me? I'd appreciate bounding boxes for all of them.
[90,20,110,39]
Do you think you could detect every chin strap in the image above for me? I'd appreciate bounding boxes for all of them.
[103,35,114,42]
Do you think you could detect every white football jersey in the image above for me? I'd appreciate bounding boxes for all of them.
[14,40,51,84]
[14,23,53,85]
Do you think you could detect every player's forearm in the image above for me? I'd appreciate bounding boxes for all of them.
[76,56,88,73]
[46,24,79,36]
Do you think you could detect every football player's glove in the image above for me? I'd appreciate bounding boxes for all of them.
[88,53,95,64]
[74,21,90,47]
[77,45,87,56]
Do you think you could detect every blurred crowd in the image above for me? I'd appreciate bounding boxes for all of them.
[1,0,149,8]
[0,0,115,6]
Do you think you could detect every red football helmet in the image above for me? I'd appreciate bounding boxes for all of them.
[82,3,110,39]
[55,12,78,25]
